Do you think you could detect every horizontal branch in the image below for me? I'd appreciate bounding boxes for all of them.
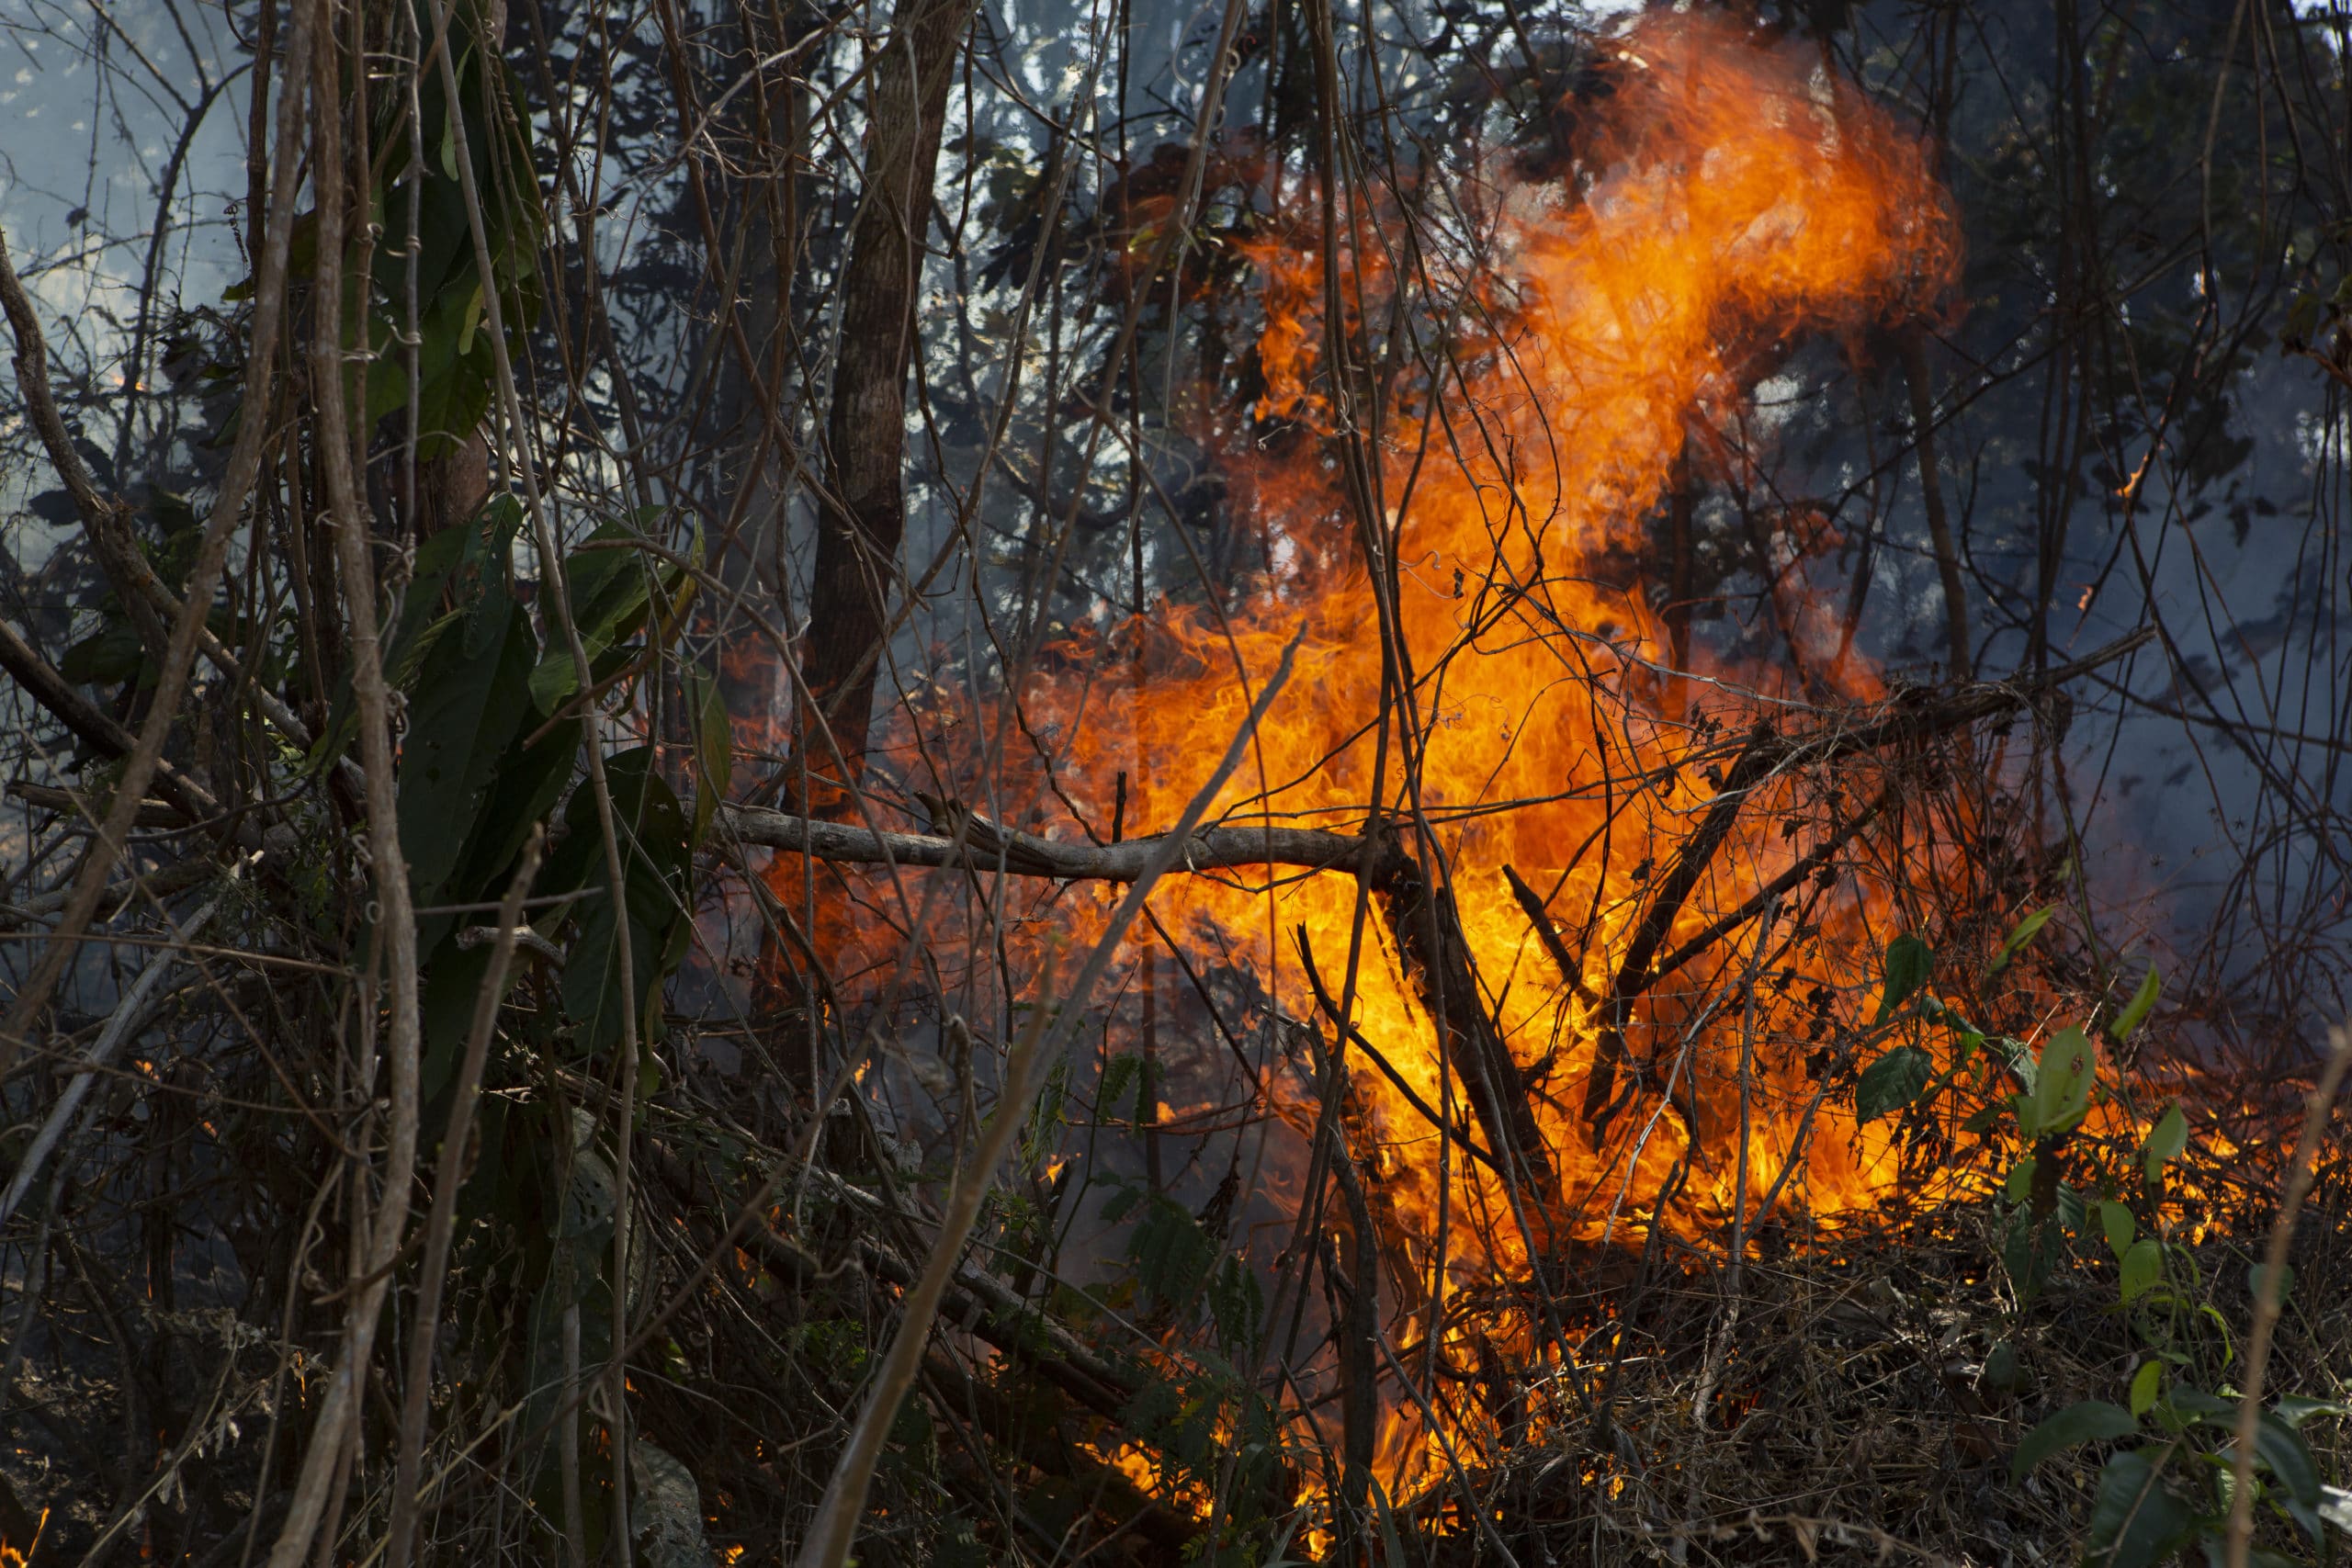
[718,802,1366,883]
[717,629,2153,889]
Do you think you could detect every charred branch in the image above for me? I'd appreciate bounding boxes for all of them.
[1365,840,1558,1187]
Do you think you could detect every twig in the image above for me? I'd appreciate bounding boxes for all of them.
[384,830,544,1568]
[719,801,1363,880]
[791,965,1057,1568]
[265,11,424,1563]
[794,629,1303,1568]
[0,0,307,1081]
[0,887,226,1228]
[2223,1021,2352,1568]
[0,616,231,825]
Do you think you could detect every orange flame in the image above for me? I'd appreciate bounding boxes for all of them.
[779,11,1967,1503]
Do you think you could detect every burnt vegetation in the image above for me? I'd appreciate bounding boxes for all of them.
[0,0,2349,1564]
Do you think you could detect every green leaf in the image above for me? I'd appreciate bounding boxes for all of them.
[2167,1386,2233,1424]
[2250,1411,2324,1508]
[1856,1044,1932,1121]
[60,619,148,686]
[1961,1103,2006,1135]
[2084,1450,2198,1568]
[552,749,692,1063]
[2272,1394,2352,1430]
[1099,1055,1145,1127]
[685,668,730,846]
[527,525,665,714]
[2012,1399,2138,1480]
[2129,1359,2164,1417]
[2111,964,2162,1040]
[2004,1155,2039,1207]
[2246,1262,2294,1310]
[2119,1237,2163,1303]
[1875,935,1933,1024]
[2022,1025,2097,1139]
[1126,1190,1216,1314]
[2099,1201,2137,1261]
[2143,1104,2188,1182]
[399,592,538,906]
[413,714,581,960]
[1989,906,2057,975]
[1204,1256,1263,1353]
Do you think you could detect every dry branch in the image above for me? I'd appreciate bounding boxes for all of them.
[722,632,2151,891]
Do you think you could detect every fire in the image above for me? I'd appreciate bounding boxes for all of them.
[772,9,1966,1508]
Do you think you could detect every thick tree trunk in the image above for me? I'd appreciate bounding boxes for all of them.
[800,0,976,783]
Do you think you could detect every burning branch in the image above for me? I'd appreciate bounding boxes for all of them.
[1575,629,2154,1142]
[723,634,2151,893]
[718,803,1367,881]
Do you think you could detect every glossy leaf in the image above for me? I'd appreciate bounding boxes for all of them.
[2022,1025,2097,1139]
[2119,1237,2163,1303]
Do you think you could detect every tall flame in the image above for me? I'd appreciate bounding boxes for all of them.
[781,11,1962,1500]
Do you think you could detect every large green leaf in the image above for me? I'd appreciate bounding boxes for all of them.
[2084,1450,2199,1568]
[1856,1044,1932,1122]
[528,525,666,712]
[2012,1399,2137,1481]
[2142,1104,2188,1181]
[2022,1025,2098,1139]
[2251,1411,2324,1510]
[2112,964,2162,1040]
[1875,935,1933,1024]
[554,748,691,1062]
[399,592,538,906]
[310,496,523,780]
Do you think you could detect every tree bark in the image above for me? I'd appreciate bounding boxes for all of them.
[800,0,976,779]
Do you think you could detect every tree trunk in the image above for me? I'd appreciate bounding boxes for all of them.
[800,0,976,784]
